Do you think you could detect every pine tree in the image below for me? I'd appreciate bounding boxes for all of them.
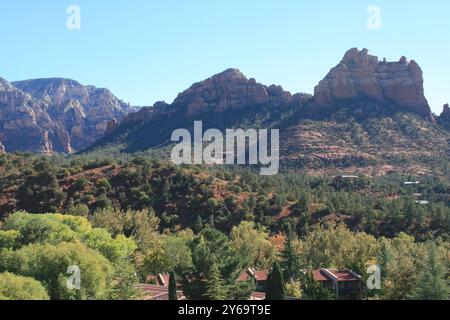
[298,194,310,213]
[205,263,228,300]
[414,242,450,300]
[301,271,334,300]
[181,228,250,300]
[109,259,138,300]
[378,239,392,295]
[194,215,204,234]
[266,262,286,300]
[280,227,300,281]
[169,270,178,301]
[208,214,215,228]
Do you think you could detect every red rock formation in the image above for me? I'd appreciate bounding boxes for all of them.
[314,48,433,120]
[13,78,133,150]
[105,119,119,136]
[171,68,296,117]
[0,77,134,154]
[111,69,311,136]
[438,103,450,130]
[441,103,450,119]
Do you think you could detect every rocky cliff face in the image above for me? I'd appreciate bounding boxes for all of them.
[314,48,433,120]
[441,103,450,119]
[438,103,450,130]
[0,77,133,154]
[92,69,312,152]
[116,68,310,129]
[13,78,133,150]
[171,68,300,117]
[0,77,57,154]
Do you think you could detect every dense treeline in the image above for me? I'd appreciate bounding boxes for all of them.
[0,153,449,300]
[0,153,449,241]
[0,211,448,300]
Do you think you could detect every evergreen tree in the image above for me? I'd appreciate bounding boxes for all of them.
[266,262,285,300]
[378,239,392,295]
[208,214,215,228]
[414,242,450,300]
[301,272,334,300]
[298,194,310,213]
[194,215,204,234]
[181,228,250,300]
[205,263,228,300]
[169,270,178,301]
[280,227,300,281]
[265,272,272,300]
[109,259,138,300]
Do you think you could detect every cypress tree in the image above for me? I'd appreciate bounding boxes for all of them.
[280,227,300,281]
[265,272,272,299]
[266,262,286,300]
[169,270,178,301]
[378,239,392,294]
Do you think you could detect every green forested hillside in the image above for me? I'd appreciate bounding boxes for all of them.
[0,153,449,300]
[1,153,449,240]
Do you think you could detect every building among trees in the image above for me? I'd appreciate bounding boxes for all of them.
[311,269,363,300]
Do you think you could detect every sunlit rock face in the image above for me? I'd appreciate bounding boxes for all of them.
[171,68,303,117]
[13,78,134,151]
[114,68,311,131]
[0,77,134,154]
[314,48,433,121]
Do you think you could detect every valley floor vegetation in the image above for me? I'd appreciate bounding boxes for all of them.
[0,153,449,300]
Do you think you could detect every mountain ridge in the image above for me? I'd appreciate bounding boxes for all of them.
[0,77,135,154]
[86,48,449,175]
[1,48,449,176]
[312,48,433,121]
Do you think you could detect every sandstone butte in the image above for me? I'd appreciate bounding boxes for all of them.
[313,48,434,121]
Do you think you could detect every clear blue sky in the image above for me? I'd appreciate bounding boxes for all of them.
[0,0,449,114]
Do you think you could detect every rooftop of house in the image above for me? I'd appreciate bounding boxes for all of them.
[238,268,269,282]
[147,273,170,287]
[312,269,362,282]
[136,284,186,301]
[136,283,265,300]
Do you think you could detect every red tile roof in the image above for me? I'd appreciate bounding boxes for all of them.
[147,273,170,286]
[250,292,266,300]
[238,269,269,282]
[238,272,251,282]
[312,269,361,282]
[312,269,329,282]
[333,270,361,282]
[254,270,269,281]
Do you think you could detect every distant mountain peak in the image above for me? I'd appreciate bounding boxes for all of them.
[170,68,296,117]
[314,48,433,121]
[13,77,82,87]
[0,77,15,91]
[211,68,246,81]
[341,47,377,64]
[1,76,134,154]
